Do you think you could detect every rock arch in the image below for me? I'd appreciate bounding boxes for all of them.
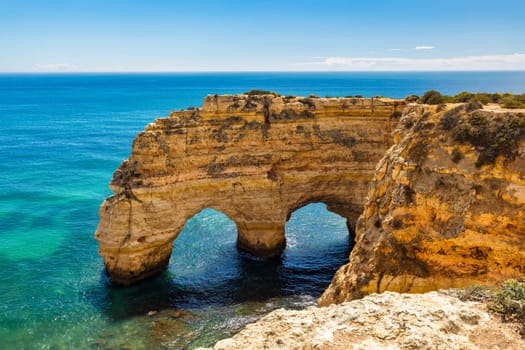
[95,94,404,285]
[284,201,356,254]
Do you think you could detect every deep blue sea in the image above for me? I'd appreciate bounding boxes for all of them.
[1,72,524,349]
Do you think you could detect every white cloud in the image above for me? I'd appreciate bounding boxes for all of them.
[299,53,525,71]
[415,46,435,50]
[34,63,79,72]
[391,48,402,51]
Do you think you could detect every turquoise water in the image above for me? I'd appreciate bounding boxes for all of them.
[1,72,524,349]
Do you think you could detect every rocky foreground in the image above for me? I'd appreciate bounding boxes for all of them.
[198,291,524,350]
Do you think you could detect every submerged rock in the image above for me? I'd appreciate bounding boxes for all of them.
[197,291,524,350]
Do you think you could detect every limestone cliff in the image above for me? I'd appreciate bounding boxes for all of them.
[197,291,525,350]
[95,94,403,285]
[320,104,525,305]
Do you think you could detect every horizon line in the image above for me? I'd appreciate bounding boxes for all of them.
[2,69,525,74]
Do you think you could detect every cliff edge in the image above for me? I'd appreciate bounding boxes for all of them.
[320,103,525,305]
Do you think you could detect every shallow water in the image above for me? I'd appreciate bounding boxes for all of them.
[1,72,524,349]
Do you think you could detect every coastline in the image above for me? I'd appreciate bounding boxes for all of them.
[2,73,524,349]
[198,291,524,350]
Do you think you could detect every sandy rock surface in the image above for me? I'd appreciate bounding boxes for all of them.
[198,291,524,350]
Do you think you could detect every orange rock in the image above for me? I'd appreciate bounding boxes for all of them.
[319,104,525,305]
[95,94,403,285]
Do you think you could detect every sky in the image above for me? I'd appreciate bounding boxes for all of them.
[1,0,524,72]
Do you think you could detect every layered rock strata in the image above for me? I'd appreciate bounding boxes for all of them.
[320,104,525,304]
[198,291,525,350]
[95,94,403,285]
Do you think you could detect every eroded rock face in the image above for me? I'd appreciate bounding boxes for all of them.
[197,291,525,350]
[95,94,403,285]
[320,104,525,305]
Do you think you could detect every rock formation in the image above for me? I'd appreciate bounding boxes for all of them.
[95,94,404,285]
[320,104,525,305]
[197,291,525,350]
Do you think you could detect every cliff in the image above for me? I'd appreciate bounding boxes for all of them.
[197,291,525,350]
[320,104,525,304]
[95,93,525,297]
[95,94,404,285]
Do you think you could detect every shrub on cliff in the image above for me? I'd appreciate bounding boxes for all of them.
[466,99,483,112]
[454,91,475,103]
[502,97,525,109]
[454,278,525,335]
[451,111,525,167]
[244,90,280,97]
[473,93,500,104]
[411,91,525,109]
[405,94,420,103]
[440,106,464,130]
[453,92,507,105]
[420,90,445,105]
[456,285,495,302]
[490,278,525,335]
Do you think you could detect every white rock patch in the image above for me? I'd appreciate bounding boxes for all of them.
[197,291,524,350]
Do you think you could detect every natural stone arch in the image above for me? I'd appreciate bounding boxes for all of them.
[177,205,240,238]
[285,194,362,235]
[284,201,355,255]
[95,94,404,285]
[174,206,239,253]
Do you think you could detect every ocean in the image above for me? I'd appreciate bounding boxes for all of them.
[1,72,524,349]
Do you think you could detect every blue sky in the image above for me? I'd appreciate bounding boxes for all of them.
[1,0,524,72]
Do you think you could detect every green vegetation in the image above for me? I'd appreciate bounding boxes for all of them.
[420,90,445,105]
[408,90,525,108]
[466,99,483,112]
[490,278,525,326]
[405,94,419,103]
[444,110,525,167]
[456,278,525,335]
[455,284,494,303]
[244,90,281,96]
[440,105,464,130]
[502,97,525,109]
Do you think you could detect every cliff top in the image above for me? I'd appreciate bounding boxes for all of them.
[166,92,524,121]
[168,93,405,119]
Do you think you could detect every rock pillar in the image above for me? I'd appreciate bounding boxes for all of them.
[100,243,173,285]
[236,221,286,258]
